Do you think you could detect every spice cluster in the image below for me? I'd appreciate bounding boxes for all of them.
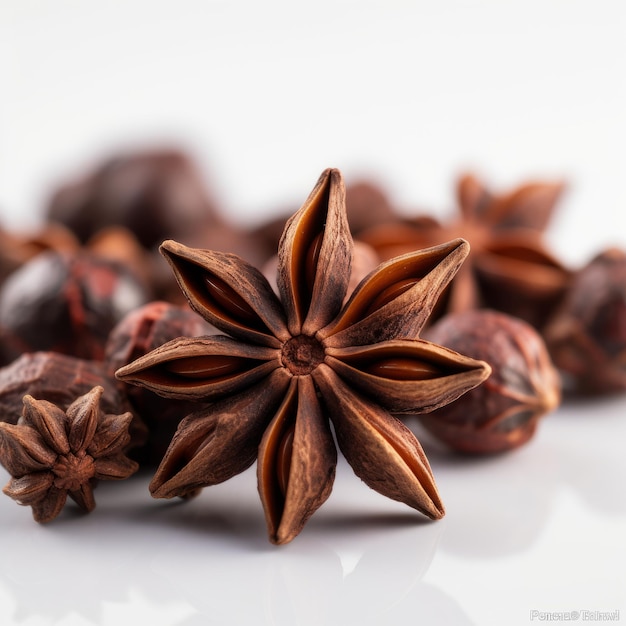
[0,148,623,544]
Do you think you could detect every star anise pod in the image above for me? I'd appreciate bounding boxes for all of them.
[116,168,490,545]
[0,386,138,522]
[359,173,571,329]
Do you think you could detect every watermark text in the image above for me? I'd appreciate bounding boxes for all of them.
[530,610,621,622]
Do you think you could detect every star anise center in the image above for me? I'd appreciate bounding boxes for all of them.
[52,452,95,491]
[281,335,325,375]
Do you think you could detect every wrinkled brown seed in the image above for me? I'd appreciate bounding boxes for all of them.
[0,251,150,364]
[46,148,220,249]
[420,309,560,454]
[105,301,215,466]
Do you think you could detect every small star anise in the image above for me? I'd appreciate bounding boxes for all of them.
[116,168,490,544]
[359,173,571,329]
[0,386,138,522]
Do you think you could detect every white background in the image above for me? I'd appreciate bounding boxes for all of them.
[1,2,626,625]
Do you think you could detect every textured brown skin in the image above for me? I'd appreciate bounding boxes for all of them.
[421,310,560,454]
[0,386,138,522]
[0,251,149,363]
[117,168,491,544]
[104,301,216,465]
[0,352,127,422]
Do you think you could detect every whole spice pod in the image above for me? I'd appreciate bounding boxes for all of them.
[115,168,492,545]
[104,301,216,465]
[0,352,124,422]
[0,386,138,523]
[46,148,221,249]
[358,173,571,329]
[0,250,150,363]
[544,248,626,394]
[0,351,147,451]
[419,310,560,454]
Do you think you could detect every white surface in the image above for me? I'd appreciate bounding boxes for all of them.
[0,400,625,626]
[1,2,626,625]
[1,1,626,264]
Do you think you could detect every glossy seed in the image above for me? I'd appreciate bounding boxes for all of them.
[166,355,246,380]
[205,274,259,325]
[365,358,441,380]
[305,232,324,293]
[364,278,418,316]
[276,423,295,496]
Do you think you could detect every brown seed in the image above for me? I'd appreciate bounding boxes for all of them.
[46,148,220,249]
[544,248,626,394]
[0,352,128,423]
[364,357,441,380]
[204,273,260,326]
[104,301,215,466]
[420,309,560,454]
[0,251,149,363]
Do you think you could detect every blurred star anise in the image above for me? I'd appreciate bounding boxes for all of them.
[359,173,571,329]
[116,168,490,544]
[0,386,138,522]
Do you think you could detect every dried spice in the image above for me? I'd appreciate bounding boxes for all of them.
[0,251,150,363]
[261,240,381,305]
[420,310,560,454]
[0,223,79,285]
[0,386,138,522]
[46,148,220,249]
[0,352,147,451]
[544,248,626,394]
[249,179,396,266]
[116,168,490,544]
[358,173,571,329]
[105,301,215,465]
[0,352,125,420]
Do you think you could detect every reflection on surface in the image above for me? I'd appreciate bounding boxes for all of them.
[409,394,626,561]
[1,397,625,625]
[555,395,626,515]
[424,444,557,558]
[0,484,196,625]
[147,461,472,625]
[0,459,473,625]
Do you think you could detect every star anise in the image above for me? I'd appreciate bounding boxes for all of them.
[116,168,490,545]
[0,386,138,522]
[359,173,571,329]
